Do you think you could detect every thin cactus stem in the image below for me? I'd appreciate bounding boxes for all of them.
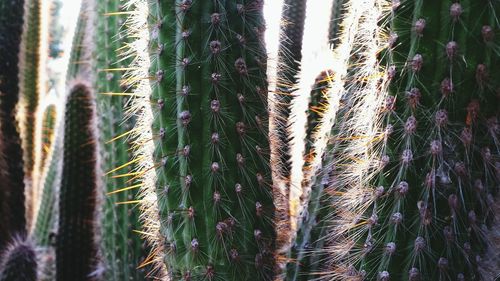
[56,82,100,281]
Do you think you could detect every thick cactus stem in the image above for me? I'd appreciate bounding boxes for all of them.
[126,0,274,279]
[0,237,37,281]
[320,0,500,280]
[56,82,100,281]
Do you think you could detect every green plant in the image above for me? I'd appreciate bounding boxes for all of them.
[94,1,147,279]
[125,0,275,279]
[56,82,100,281]
[314,0,500,280]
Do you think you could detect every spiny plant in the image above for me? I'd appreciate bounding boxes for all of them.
[271,0,308,261]
[0,236,37,281]
[56,82,100,281]
[32,111,61,247]
[282,0,385,279]
[18,0,43,187]
[0,0,27,250]
[39,105,57,170]
[313,0,500,280]
[124,0,275,279]
[93,1,147,279]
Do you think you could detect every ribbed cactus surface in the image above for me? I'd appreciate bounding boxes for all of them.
[94,1,146,279]
[129,0,275,279]
[322,0,500,280]
[56,82,100,281]
[18,0,42,186]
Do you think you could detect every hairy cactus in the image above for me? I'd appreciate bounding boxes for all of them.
[56,82,100,281]
[271,0,308,259]
[0,0,27,250]
[317,0,500,280]
[18,0,43,190]
[0,236,37,281]
[125,0,274,279]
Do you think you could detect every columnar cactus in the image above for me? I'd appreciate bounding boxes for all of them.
[18,0,43,188]
[33,119,61,246]
[320,0,500,280]
[125,0,275,279]
[56,82,100,281]
[94,1,147,279]
[0,236,37,281]
[0,0,27,250]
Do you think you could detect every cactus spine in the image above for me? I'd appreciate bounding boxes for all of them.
[56,82,100,281]
[0,237,37,281]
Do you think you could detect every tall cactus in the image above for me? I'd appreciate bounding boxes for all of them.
[94,1,147,279]
[318,0,500,280]
[125,0,275,279]
[0,0,27,250]
[56,82,100,281]
[0,236,37,281]
[18,0,41,176]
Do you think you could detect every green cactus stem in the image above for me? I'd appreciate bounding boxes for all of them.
[126,0,275,279]
[40,105,57,167]
[66,1,92,80]
[56,82,100,281]
[18,0,42,185]
[0,0,27,250]
[0,236,37,281]
[321,0,500,280]
[94,1,147,279]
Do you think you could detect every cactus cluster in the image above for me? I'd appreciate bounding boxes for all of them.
[0,0,498,281]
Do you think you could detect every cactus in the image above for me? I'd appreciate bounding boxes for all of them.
[94,1,147,279]
[271,0,308,259]
[0,0,27,250]
[0,236,37,281]
[125,0,275,279]
[18,0,42,181]
[66,1,93,81]
[33,119,62,246]
[316,0,500,280]
[56,82,100,281]
[39,105,57,170]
